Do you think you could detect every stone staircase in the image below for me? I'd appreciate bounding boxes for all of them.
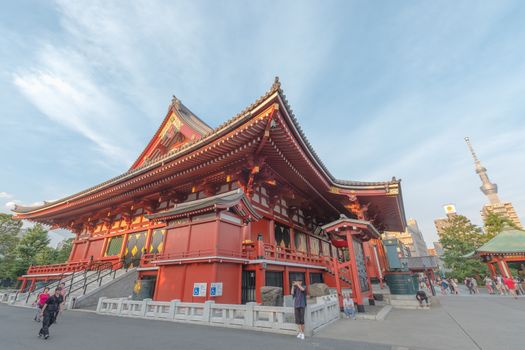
[3,267,136,310]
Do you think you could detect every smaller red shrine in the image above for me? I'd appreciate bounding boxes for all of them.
[13,78,406,310]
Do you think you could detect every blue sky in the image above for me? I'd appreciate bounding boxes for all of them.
[1,0,524,247]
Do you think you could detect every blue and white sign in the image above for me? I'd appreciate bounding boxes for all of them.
[210,282,223,297]
[192,283,207,297]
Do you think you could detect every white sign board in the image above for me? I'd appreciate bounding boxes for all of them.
[210,282,223,297]
[192,283,207,297]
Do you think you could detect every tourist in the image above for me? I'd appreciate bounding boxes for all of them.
[440,279,449,295]
[465,277,475,294]
[503,276,518,299]
[291,279,306,340]
[514,276,525,295]
[484,276,494,294]
[38,288,64,340]
[471,277,479,294]
[416,289,429,307]
[450,278,459,294]
[343,294,356,319]
[33,287,50,322]
[495,276,504,295]
[54,282,67,323]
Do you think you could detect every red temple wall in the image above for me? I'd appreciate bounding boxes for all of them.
[70,241,87,261]
[250,218,271,243]
[164,225,191,255]
[155,263,241,304]
[216,220,242,252]
[85,239,104,260]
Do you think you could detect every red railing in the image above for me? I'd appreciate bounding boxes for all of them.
[142,249,248,266]
[253,243,330,266]
[26,260,90,275]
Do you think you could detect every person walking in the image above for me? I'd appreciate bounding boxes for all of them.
[449,279,459,294]
[465,277,475,294]
[291,279,307,340]
[484,276,494,294]
[33,287,50,322]
[343,294,356,319]
[54,282,67,323]
[38,288,64,339]
[503,276,518,299]
[440,279,449,295]
[471,277,479,294]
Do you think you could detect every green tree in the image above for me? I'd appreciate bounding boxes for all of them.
[439,215,490,280]
[53,238,73,263]
[484,212,519,238]
[11,224,50,278]
[0,214,22,284]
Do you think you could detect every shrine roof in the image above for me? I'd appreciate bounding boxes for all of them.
[474,227,525,255]
[13,77,402,219]
[321,214,381,240]
[146,189,261,222]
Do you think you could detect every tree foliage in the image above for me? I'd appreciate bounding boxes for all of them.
[439,215,491,280]
[484,212,519,238]
[0,216,74,287]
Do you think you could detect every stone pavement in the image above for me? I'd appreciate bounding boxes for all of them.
[0,303,389,350]
[318,294,525,350]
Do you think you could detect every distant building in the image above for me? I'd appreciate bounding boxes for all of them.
[406,218,428,256]
[464,137,523,229]
[434,204,457,237]
[432,241,447,274]
[427,248,436,256]
[384,218,428,257]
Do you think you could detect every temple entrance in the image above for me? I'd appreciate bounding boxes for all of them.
[266,271,284,292]
[241,270,256,304]
[310,272,323,284]
[124,231,147,268]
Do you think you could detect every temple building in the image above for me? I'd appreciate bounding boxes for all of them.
[464,137,523,229]
[12,78,406,311]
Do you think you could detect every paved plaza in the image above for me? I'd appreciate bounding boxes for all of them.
[319,294,525,350]
[1,294,523,350]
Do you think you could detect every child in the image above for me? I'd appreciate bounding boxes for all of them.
[34,287,50,322]
[343,294,356,319]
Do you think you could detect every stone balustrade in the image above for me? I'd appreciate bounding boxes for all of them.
[96,294,340,336]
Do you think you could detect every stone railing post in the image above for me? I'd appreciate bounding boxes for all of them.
[96,297,106,313]
[116,298,124,315]
[304,304,313,336]
[202,300,214,323]
[244,302,256,327]
[168,299,180,319]
[142,298,151,317]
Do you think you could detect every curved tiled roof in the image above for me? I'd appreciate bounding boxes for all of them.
[476,228,525,254]
[13,77,400,215]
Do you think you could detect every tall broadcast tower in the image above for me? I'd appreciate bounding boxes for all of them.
[464,137,522,229]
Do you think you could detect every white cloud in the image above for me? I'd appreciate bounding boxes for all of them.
[0,192,12,199]
[13,46,133,163]
[4,200,19,210]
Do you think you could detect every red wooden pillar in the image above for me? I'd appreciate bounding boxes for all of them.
[487,261,497,279]
[19,279,27,292]
[332,258,343,308]
[305,268,311,293]
[255,264,266,304]
[371,241,384,288]
[29,279,36,292]
[497,257,511,278]
[345,232,365,312]
[283,266,290,295]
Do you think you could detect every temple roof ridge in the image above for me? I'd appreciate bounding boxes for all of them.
[12,77,401,216]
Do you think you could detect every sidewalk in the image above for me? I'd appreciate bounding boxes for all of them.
[317,294,525,350]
